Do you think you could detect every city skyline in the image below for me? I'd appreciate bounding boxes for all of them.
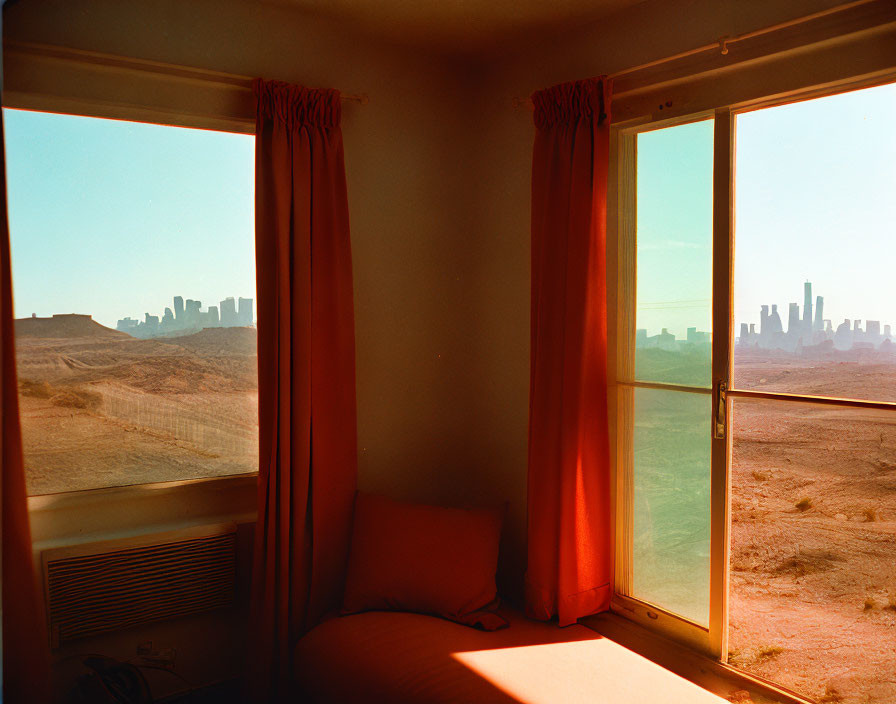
[117,294,254,339]
[637,280,895,355]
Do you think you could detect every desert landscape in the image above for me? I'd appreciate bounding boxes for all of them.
[729,351,896,704]
[633,347,895,704]
[15,313,258,495]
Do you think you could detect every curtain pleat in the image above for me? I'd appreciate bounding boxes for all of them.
[526,77,613,627]
[247,79,358,702]
[1,103,52,702]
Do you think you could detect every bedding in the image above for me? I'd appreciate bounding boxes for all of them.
[294,607,728,703]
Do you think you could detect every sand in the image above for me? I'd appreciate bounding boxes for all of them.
[729,354,896,704]
[15,322,258,495]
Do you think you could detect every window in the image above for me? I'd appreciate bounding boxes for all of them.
[5,109,257,496]
[613,80,896,703]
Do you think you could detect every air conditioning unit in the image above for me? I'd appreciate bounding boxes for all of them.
[42,523,237,648]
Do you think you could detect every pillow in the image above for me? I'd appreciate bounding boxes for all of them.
[341,493,507,630]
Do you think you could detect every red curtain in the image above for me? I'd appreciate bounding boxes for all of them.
[247,79,358,702]
[526,78,613,627]
[1,107,52,701]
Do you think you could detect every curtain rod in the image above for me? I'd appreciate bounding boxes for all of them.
[2,40,370,105]
[511,0,877,109]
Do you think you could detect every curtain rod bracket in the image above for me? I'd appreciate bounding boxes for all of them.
[719,37,729,55]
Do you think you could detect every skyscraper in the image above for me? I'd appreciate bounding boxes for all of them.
[220,297,237,326]
[802,281,813,334]
[787,302,800,337]
[238,297,253,326]
[185,299,201,328]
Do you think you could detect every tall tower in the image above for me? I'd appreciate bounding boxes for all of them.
[814,295,824,332]
[185,299,201,328]
[220,297,237,326]
[803,282,813,335]
[787,302,801,336]
[238,297,253,326]
[770,304,783,334]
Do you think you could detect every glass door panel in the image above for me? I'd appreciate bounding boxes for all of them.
[633,388,711,625]
[729,82,896,702]
[619,117,716,633]
[729,399,896,704]
[732,83,896,402]
[635,119,713,388]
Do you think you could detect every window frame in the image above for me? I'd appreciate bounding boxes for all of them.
[3,45,260,500]
[6,106,260,499]
[608,71,896,663]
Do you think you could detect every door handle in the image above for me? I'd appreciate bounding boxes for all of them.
[713,380,727,440]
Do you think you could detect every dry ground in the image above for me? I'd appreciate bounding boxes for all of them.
[15,319,258,495]
[730,353,896,704]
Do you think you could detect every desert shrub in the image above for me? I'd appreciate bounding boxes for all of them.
[775,548,843,577]
[751,470,771,481]
[50,388,103,411]
[819,684,843,703]
[886,595,896,611]
[756,645,784,659]
[864,596,877,611]
[19,379,53,398]
[795,497,813,512]
[862,507,878,522]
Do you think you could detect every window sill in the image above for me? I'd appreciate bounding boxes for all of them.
[28,472,258,550]
[581,611,814,704]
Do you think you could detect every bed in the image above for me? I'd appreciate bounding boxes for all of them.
[294,607,728,703]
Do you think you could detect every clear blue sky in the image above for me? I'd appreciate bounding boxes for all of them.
[636,118,713,339]
[636,81,896,339]
[4,109,255,328]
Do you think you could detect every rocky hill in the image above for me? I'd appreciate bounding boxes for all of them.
[15,314,130,339]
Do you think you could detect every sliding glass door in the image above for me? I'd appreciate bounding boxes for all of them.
[614,114,721,654]
[614,79,896,702]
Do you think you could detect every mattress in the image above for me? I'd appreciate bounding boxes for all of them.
[293,607,727,703]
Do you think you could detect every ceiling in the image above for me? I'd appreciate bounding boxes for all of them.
[263,0,648,53]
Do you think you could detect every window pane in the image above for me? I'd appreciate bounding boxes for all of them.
[632,388,711,625]
[635,119,713,387]
[729,400,896,704]
[733,82,896,402]
[5,109,257,495]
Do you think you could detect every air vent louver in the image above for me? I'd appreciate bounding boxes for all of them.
[43,525,237,647]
